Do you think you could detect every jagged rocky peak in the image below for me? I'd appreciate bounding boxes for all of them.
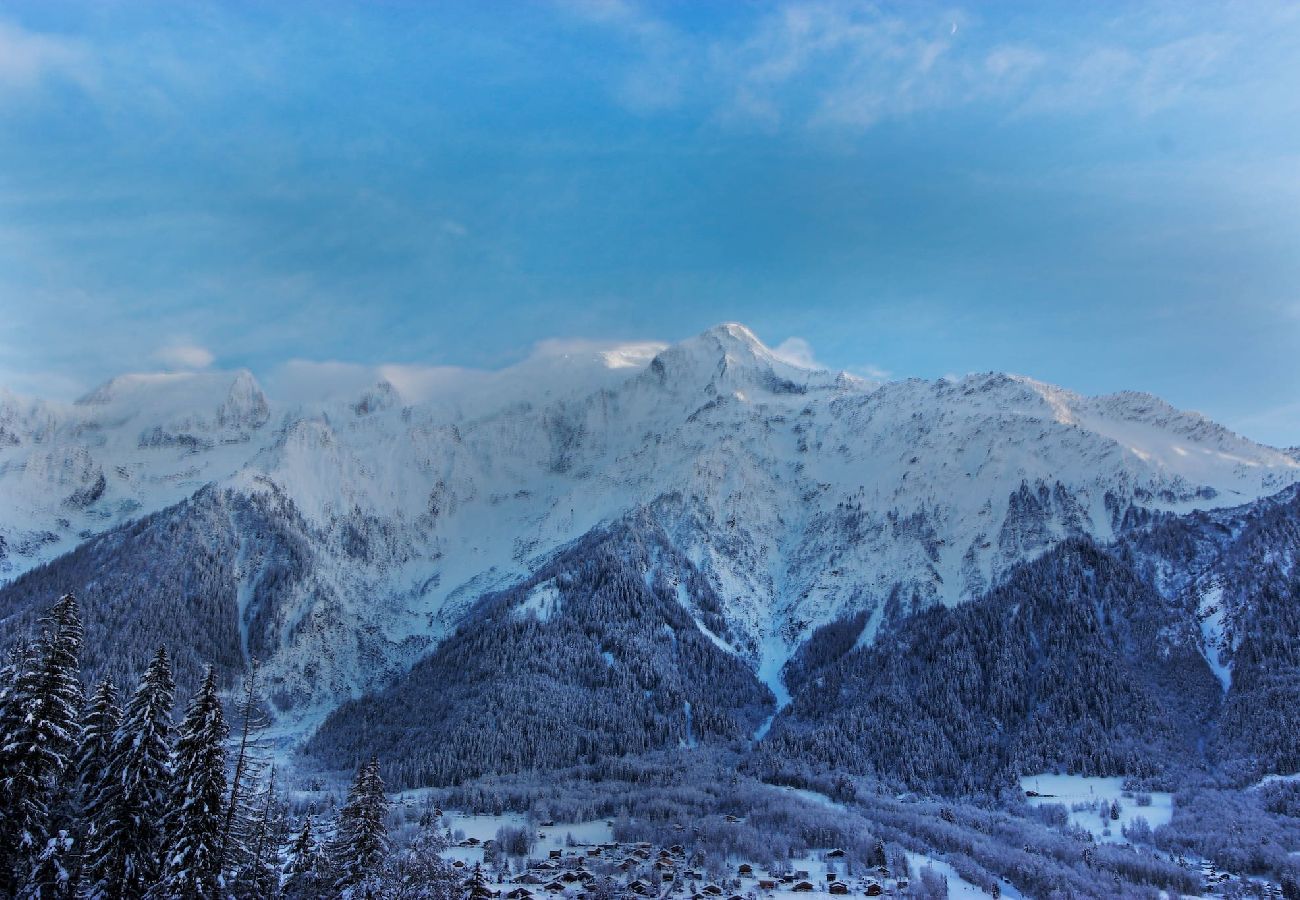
[218,369,270,430]
[643,322,846,398]
[352,379,399,416]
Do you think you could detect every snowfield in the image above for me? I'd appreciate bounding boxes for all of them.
[1020,774,1174,843]
[2,322,1297,732]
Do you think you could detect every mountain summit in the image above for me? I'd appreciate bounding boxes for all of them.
[1,324,1296,732]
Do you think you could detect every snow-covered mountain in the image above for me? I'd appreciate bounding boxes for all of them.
[1,323,1296,729]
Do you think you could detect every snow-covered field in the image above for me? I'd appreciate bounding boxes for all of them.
[1020,774,1173,843]
[906,851,1025,899]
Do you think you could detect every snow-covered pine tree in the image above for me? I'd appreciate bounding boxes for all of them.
[218,660,268,877]
[280,816,326,900]
[20,829,76,900]
[332,758,390,894]
[0,594,84,894]
[74,681,121,811]
[82,646,175,900]
[385,812,456,900]
[464,863,492,900]
[150,666,228,899]
[229,766,287,899]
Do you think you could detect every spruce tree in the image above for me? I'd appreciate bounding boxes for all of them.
[332,758,389,893]
[151,666,227,899]
[20,829,76,900]
[230,767,286,899]
[218,661,268,877]
[0,595,84,893]
[386,813,456,900]
[74,681,121,812]
[82,647,175,900]
[280,817,326,900]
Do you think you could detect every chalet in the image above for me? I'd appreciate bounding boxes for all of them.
[794,871,811,880]
[864,884,883,897]
[560,872,581,884]
[826,872,837,882]
[684,871,703,881]
[627,880,650,895]
[703,885,723,896]
[738,864,754,876]
[662,872,674,882]
[670,845,685,855]
[757,880,778,891]
[549,850,563,860]
[792,882,815,892]
[655,859,676,872]
[826,849,846,859]
[515,874,545,885]
[505,890,534,900]
[544,881,566,893]
[727,895,744,900]
[452,860,466,869]
[659,850,674,860]
[587,848,601,857]
[619,857,640,871]
[829,883,849,895]
[724,815,740,823]
[541,821,557,828]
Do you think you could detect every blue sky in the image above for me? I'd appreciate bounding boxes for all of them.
[0,1,1297,444]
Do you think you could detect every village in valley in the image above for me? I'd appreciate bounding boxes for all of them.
[430,810,922,900]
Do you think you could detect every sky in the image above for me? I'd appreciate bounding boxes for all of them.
[0,1,1297,445]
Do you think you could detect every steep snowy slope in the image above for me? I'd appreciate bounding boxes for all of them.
[0,323,1296,729]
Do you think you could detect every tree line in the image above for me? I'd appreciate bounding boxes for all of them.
[0,594,453,899]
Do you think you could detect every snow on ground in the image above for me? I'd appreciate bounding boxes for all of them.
[513,579,562,623]
[1020,774,1173,843]
[751,631,793,741]
[1196,583,1232,691]
[906,851,1025,900]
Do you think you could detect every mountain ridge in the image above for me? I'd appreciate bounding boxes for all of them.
[1,323,1296,741]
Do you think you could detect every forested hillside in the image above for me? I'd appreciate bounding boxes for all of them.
[306,516,774,787]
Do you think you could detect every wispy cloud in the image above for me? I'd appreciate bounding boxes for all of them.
[771,336,823,369]
[558,1,1300,131]
[853,363,892,380]
[154,341,215,370]
[0,19,94,96]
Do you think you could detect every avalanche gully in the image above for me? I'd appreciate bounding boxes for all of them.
[1,322,1296,742]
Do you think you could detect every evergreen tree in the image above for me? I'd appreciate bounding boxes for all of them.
[332,758,389,894]
[20,830,76,900]
[219,661,268,878]
[55,680,122,899]
[385,815,456,900]
[151,666,228,899]
[230,767,286,899]
[0,595,84,893]
[82,647,175,900]
[74,681,121,812]
[280,817,326,900]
